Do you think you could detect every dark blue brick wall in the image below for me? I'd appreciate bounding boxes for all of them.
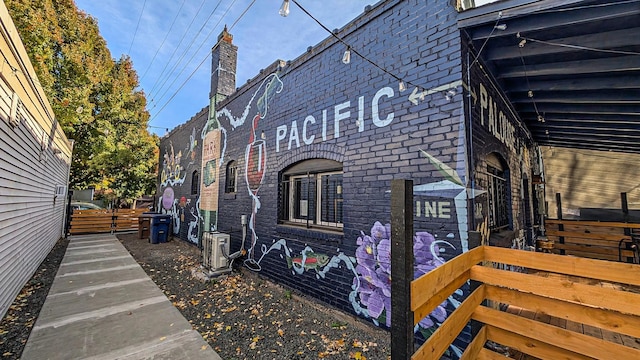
[213,0,467,339]
[461,33,537,243]
[157,0,545,356]
[157,108,208,245]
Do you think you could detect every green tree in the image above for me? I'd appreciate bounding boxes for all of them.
[6,0,158,203]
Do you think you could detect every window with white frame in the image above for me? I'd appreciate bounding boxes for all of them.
[279,159,343,230]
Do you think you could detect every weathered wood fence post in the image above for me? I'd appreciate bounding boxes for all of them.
[391,179,414,359]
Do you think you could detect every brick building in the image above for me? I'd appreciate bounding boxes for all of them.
[157,0,541,353]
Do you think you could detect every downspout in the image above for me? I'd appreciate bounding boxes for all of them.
[466,50,476,234]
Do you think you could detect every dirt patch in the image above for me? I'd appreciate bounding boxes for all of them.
[117,233,391,360]
[0,237,69,359]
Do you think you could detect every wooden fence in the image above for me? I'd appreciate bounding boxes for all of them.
[402,246,640,360]
[545,219,640,263]
[69,208,149,235]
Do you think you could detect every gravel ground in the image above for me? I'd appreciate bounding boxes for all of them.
[0,237,69,359]
[0,233,390,360]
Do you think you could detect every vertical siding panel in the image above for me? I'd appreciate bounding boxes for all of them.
[0,2,73,319]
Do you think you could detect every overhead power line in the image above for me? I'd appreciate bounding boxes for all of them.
[140,0,187,81]
[149,0,239,114]
[127,0,147,55]
[148,0,226,101]
[147,0,209,97]
[149,0,257,124]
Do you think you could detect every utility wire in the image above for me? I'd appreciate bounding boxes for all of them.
[469,16,502,69]
[127,0,147,55]
[517,34,640,57]
[149,0,226,101]
[149,0,257,123]
[147,0,208,97]
[140,0,187,81]
[150,0,239,113]
[291,0,490,96]
[291,0,408,87]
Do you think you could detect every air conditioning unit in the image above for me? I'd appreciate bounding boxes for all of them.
[202,232,230,270]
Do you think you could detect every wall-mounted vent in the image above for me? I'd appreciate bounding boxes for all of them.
[55,185,66,196]
[202,232,230,270]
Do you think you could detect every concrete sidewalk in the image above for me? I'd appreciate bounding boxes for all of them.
[21,234,221,360]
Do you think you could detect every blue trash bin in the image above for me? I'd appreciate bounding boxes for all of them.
[149,214,171,244]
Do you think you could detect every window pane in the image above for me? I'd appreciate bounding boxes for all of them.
[226,162,237,193]
[292,177,315,222]
[320,173,343,224]
[488,166,509,229]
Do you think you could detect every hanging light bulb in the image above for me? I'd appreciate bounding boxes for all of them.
[398,81,406,92]
[342,47,351,64]
[279,0,290,17]
[518,39,527,48]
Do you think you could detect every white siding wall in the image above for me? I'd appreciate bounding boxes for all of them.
[0,3,73,319]
[543,146,640,218]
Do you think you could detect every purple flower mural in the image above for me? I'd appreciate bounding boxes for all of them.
[353,221,451,331]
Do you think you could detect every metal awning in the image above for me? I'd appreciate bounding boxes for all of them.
[459,0,640,154]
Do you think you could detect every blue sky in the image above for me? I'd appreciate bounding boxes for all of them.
[74,0,374,136]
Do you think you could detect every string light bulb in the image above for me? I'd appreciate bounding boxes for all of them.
[342,47,351,64]
[398,81,406,92]
[279,0,290,17]
[494,24,507,31]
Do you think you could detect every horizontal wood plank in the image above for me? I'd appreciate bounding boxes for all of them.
[547,237,632,249]
[413,270,469,325]
[478,348,509,360]
[485,285,640,339]
[546,229,630,241]
[411,246,483,311]
[473,306,640,359]
[482,246,640,287]
[485,325,592,360]
[471,265,640,316]
[553,249,631,262]
[412,285,485,360]
[545,219,640,229]
[553,243,635,258]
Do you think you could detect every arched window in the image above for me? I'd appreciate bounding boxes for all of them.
[225,161,237,193]
[279,159,343,230]
[191,170,199,195]
[486,153,510,230]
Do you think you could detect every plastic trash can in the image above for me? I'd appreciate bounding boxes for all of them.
[149,214,171,244]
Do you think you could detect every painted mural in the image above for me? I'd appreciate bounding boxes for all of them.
[215,72,283,270]
[212,68,480,358]
[158,128,203,245]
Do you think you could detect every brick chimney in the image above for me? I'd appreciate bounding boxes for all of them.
[210,25,237,101]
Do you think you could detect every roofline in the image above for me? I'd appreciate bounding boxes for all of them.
[457,0,585,27]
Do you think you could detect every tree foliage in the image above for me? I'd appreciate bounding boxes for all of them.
[6,0,158,203]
